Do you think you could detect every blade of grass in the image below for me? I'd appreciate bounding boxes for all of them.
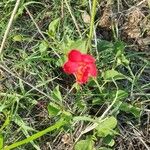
[4,119,66,150]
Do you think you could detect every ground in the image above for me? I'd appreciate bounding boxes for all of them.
[0,0,150,150]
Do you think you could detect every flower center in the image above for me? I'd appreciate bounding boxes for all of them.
[75,62,88,83]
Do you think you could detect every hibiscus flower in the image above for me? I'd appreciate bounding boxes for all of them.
[63,50,97,84]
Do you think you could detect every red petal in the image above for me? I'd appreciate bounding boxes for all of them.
[75,67,89,84]
[63,61,78,74]
[68,50,82,62]
[81,68,89,83]
[88,63,97,77]
[82,54,95,63]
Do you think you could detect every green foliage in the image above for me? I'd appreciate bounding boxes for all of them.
[0,134,3,150]
[39,40,48,55]
[119,102,141,117]
[97,40,113,51]
[47,102,61,116]
[48,18,60,38]
[51,85,63,103]
[102,69,126,81]
[96,116,117,137]
[0,0,147,149]
[102,135,115,147]
[62,39,87,54]
[113,41,129,66]
[13,35,23,42]
[75,137,94,150]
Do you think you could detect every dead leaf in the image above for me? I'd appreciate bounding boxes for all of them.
[82,11,90,24]
[61,133,72,145]
[98,6,112,28]
[123,8,144,39]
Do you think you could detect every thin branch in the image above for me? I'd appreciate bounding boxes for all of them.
[24,6,47,41]
[0,0,21,56]
[64,0,82,38]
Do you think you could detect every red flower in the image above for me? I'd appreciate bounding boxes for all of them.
[63,50,97,84]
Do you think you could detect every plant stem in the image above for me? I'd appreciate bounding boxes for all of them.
[0,0,21,57]
[87,0,97,52]
[4,119,65,150]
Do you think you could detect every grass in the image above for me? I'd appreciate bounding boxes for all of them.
[0,0,150,150]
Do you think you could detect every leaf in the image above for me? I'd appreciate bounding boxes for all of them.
[48,18,60,37]
[70,39,87,54]
[114,41,129,66]
[0,134,3,149]
[92,97,104,105]
[0,114,10,132]
[103,135,115,147]
[61,111,72,122]
[110,90,128,101]
[119,102,141,117]
[73,116,96,123]
[39,40,48,54]
[56,55,67,67]
[63,39,87,54]
[13,35,23,42]
[75,138,94,150]
[13,114,40,149]
[117,54,129,66]
[97,40,113,51]
[113,41,125,57]
[47,102,61,116]
[96,116,117,137]
[5,119,66,150]
[82,11,90,24]
[102,69,126,81]
[51,85,62,102]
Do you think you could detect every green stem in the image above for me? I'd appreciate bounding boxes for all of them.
[4,119,66,150]
[87,0,97,52]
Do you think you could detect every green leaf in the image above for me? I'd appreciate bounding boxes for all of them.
[63,39,87,54]
[114,41,125,57]
[119,102,141,117]
[48,18,60,37]
[39,40,48,54]
[56,55,67,67]
[47,102,61,116]
[96,116,117,137]
[102,69,126,81]
[97,40,113,51]
[0,114,10,132]
[92,97,104,105]
[114,41,129,66]
[0,134,3,149]
[103,135,115,147]
[61,111,72,122]
[73,116,96,123]
[13,114,40,149]
[69,39,87,54]
[51,85,62,102]
[4,119,66,150]
[75,138,94,150]
[117,54,129,66]
[110,90,128,101]
[13,114,37,132]
[13,35,23,42]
